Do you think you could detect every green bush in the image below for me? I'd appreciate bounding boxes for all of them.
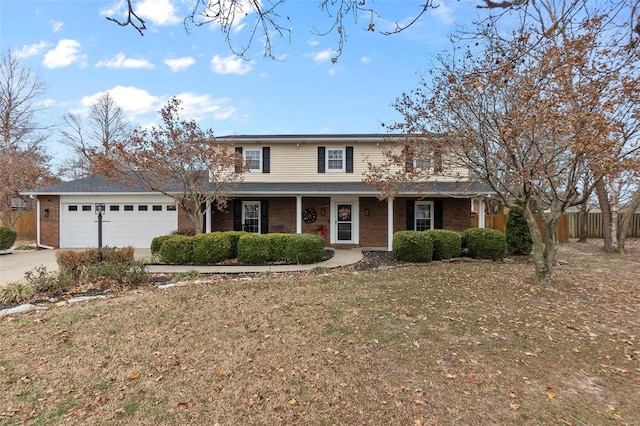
[84,260,147,287]
[237,234,271,264]
[192,232,232,264]
[392,231,433,262]
[284,234,324,264]
[23,265,63,293]
[159,235,193,264]
[425,229,462,260]
[151,235,174,254]
[267,233,293,261]
[0,227,18,250]
[506,210,533,255]
[463,228,507,260]
[225,231,247,259]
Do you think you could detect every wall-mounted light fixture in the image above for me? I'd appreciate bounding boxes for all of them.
[364,208,370,217]
[43,208,49,218]
[320,208,326,217]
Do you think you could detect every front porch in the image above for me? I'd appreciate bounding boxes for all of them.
[203,195,485,251]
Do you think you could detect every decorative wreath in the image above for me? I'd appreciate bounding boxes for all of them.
[302,207,317,223]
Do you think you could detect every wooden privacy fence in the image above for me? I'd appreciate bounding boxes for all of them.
[566,212,640,239]
[471,214,569,243]
[0,212,37,240]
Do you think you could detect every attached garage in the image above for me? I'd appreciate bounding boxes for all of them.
[59,195,178,249]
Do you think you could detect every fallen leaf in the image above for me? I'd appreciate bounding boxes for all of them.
[510,402,520,410]
[289,398,297,406]
[547,393,556,399]
[177,402,189,408]
[128,372,139,380]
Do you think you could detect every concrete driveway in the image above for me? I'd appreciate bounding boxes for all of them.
[0,249,151,287]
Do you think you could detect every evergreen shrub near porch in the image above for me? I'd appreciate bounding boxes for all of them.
[462,228,507,260]
[159,235,194,264]
[425,229,462,260]
[392,231,433,262]
[193,232,232,264]
[237,233,324,265]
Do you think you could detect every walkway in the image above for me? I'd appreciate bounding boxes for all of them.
[0,249,365,286]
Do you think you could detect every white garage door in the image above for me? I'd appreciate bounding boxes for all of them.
[60,200,178,248]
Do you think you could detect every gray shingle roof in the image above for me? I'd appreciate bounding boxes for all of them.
[24,174,493,197]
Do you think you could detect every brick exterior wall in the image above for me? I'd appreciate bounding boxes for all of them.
[359,197,389,247]
[38,195,60,248]
[442,198,472,231]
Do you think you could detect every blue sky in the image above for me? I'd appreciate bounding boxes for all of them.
[1,0,483,168]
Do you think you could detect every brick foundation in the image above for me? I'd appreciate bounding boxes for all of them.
[38,196,60,248]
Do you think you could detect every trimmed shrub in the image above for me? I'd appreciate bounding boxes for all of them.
[84,260,147,287]
[237,234,271,264]
[284,234,324,264]
[267,233,293,261]
[392,231,433,262]
[224,231,247,258]
[426,229,462,260]
[0,227,18,250]
[56,249,96,279]
[151,235,174,254]
[101,246,135,263]
[463,228,507,260]
[506,210,533,255]
[159,235,193,264]
[192,232,232,264]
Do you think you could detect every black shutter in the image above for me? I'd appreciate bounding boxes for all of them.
[346,146,354,173]
[406,200,415,230]
[233,200,242,231]
[405,146,414,172]
[318,146,325,173]
[235,147,243,173]
[260,201,269,234]
[262,147,270,173]
[434,200,443,229]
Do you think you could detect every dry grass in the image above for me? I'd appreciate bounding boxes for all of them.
[1,241,639,425]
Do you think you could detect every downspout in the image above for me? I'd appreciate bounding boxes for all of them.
[29,195,54,250]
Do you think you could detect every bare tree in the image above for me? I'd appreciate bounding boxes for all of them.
[0,49,48,154]
[90,97,244,234]
[106,0,563,61]
[60,92,130,179]
[368,1,638,283]
[0,50,53,229]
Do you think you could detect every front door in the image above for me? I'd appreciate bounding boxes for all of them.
[242,201,260,233]
[336,203,353,241]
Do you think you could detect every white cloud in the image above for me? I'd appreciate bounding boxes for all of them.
[307,39,320,47]
[177,92,236,121]
[135,0,181,26]
[210,54,252,75]
[81,86,159,117]
[100,0,125,18]
[96,53,155,69]
[164,56,196,72]
[42,39,87,69]
[51,20,64,32]
[328,68,337,76]
[432,1,455,25]
[312,49,332,63]
[16,42,49,59]
[361,56,372,64]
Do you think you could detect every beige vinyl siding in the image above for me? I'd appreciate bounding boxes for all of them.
[238,141,469,183]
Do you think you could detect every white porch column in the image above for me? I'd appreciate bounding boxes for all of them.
[478,198,486,228]
[387,197,394,251]
[296,195,303,234]
[205,200,212,233]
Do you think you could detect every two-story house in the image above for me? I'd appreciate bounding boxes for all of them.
[23,134,493,250]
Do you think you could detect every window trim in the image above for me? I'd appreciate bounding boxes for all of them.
[414,201,434,231]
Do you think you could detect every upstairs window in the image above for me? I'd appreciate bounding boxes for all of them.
[244,149,262,171]
[327,148,344,172]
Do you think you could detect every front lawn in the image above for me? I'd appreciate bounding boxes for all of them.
[0,241,638,425]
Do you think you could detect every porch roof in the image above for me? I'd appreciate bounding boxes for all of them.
[23,175,494,198]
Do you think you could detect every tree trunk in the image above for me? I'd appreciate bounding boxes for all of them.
[616,188,640,253]
[577,198,588,242]
[522,209,558,284]
[594,180,616,252]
